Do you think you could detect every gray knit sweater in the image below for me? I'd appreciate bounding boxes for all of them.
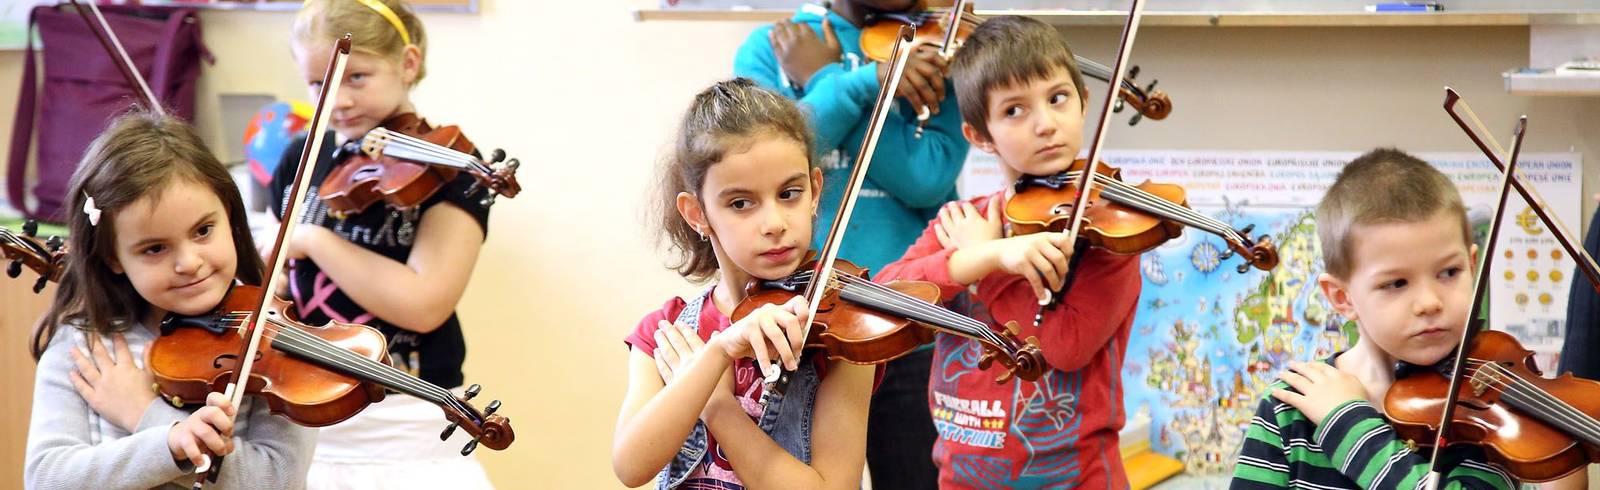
[24,324,316,490]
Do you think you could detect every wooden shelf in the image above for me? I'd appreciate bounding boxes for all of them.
[632,9,1600,27]
[1504,69,1600,96]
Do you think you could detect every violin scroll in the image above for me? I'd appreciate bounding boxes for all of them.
[976,321,1046,383]
[439,383,515,455]
[2,220,67,293]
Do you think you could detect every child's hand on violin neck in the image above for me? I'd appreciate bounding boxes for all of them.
[167,392,238,468]
[69,333,157,433]
[878,43,949,117]
[1271,361,1369,426]
[715,296,810,379]
[987,232,1073,302]
[935,195,1003,251]
[771,18,841,89]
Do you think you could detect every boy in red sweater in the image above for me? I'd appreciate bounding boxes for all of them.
[875,16,1140,489]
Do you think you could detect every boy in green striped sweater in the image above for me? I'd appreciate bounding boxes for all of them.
[1229,148,1518,489]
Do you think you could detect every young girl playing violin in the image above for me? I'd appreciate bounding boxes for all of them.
[274,0,492,487]
[611,79,874,489]
[24,111,316,489]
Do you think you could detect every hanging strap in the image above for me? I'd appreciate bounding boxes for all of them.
[6,7,44,219]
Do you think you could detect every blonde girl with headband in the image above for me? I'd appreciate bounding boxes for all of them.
[24,111,316,489]
[276,0,494,487]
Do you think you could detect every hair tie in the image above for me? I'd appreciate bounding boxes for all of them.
[82,192,102,227]
[304,0,412,46]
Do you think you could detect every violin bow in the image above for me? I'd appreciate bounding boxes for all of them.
[760,25,917,400]
[68,0,162,114]
[1027,0,1146,328]
[1422,112,1527,490]
[1444,88,1600,294]
[190,34,351,489]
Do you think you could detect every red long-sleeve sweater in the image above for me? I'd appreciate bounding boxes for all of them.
[874,191,1141,490]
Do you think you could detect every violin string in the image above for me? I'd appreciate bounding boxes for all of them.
[1463,359,1600,443]
[1459,359,1600,444]
[1050,171,1246,244]
[208,314,477,420]
[236,316,457,408]
[369,129,492,174]
[801,270,995,344]
[376,137,487,174]
[791,270,1006,348]
[834,274,1007,348]
[792,270,1015,354]
[1058,171,1239,236]
[368,128,481,169]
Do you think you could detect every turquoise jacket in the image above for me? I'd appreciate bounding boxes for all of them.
[733,3,969,274]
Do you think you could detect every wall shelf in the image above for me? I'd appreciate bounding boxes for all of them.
[632,9,1600,27]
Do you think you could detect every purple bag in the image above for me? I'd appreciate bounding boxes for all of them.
[7,4,210,221]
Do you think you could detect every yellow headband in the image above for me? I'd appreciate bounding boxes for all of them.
[305,0,412,46]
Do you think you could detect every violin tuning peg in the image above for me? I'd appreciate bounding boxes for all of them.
[22,219,37,237]
[1127,113,1143,126]
[1237,263,1251,274]
[33,275,48,293]
[1219,249,1235,260]
[484,400,501,416]
[7,260,21,278]
[461,438,480,456]
[440,423,458,441]
[47,236,63,250]
[490,149,506,163]
[1146,79,1159,93]
[1239,224,1255,235]
[1127,65,1141,81]
[1113,99,1125,113]
[464,384,481,400]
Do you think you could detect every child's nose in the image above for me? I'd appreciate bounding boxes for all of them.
[1413,286,1444,316]
[1034,113,1058,137]
[173,245,202,275]
[761,206,788,236]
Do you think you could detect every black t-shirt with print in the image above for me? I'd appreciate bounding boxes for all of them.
[271,132,490,388]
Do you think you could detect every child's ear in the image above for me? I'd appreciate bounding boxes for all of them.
[107,255,125,275]
[962,122,995,154]
[400,44,423,85]
[809,167,824,214]
[1468,243,1479,274]
[1317,272,1357,323]
[675,191,711,239]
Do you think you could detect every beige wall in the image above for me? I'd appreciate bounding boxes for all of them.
[2,0,1598,487]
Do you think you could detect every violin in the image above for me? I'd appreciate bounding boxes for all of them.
[1006,159,1279,274]
[859,0,1173,126]
[149,284,514,451]
[1,220,65,293]
[1382,88,1600,482]
[1386,329,1600,482]
[735,256,1046,383]
[318,113,522,219]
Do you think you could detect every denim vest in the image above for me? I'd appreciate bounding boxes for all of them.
[656,289,822,490]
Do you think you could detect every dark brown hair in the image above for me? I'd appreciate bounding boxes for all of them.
[950,15,1088,141]
[1316,148,1471,280]
[31,111,265,360]
[652,78,815,282]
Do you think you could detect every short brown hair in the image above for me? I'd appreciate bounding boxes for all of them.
[1315,148,1471,280]
[950,15,1087,141]
[652,78,815,282]
[32,111,264,360]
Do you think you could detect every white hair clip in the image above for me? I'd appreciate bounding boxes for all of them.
[83,192,101,226]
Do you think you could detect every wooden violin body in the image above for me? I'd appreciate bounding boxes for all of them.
[1385,329,1600,482]
[320,113,470,217]
[147,284,389,427]
[734,259,937,365]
